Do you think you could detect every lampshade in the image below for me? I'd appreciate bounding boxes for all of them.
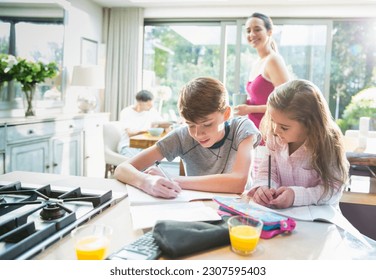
[71,65,105,88]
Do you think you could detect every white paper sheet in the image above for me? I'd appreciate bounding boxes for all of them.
[129,201,221,230]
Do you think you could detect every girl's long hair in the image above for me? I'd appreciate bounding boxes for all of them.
[261,79,349,199]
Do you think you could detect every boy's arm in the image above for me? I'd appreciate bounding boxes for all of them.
[173,136,254,194]
[114,146,181,198]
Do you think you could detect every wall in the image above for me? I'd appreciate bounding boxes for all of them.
[143,4,376,19]
[63,0,104,113]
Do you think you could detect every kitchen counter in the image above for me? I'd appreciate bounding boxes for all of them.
[1,171,376,260]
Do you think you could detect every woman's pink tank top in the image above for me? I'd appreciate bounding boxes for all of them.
[246,74,274,128]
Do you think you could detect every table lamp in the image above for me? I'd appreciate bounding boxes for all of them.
[71,65,105,113]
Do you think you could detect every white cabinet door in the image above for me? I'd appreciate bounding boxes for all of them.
[7,140,50,173]
[51,133,82,176]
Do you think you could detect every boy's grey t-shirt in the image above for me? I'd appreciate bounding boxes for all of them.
[156,117,261,176]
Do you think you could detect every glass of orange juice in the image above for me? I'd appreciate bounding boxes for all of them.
[71,224,113,260]
[227,216,263,255]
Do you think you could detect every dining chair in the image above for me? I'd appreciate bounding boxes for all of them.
[103,121,128,178]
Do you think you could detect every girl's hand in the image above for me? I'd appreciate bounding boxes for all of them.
[247,186,276,207]
[141,174,181,198]
[269,186,294,209]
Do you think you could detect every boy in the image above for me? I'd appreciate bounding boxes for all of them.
[114,77,261,198]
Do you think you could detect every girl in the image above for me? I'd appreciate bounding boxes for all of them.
[247,79,349,209]
[115,77,261,198]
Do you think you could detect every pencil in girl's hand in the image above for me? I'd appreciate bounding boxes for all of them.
[268,154,271,189]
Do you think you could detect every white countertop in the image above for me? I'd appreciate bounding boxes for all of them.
[1,171,376,260]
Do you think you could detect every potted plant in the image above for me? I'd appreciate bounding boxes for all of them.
[11,57,59,117]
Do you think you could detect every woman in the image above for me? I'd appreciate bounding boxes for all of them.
[234,12,290,128]
[234,12,290,181]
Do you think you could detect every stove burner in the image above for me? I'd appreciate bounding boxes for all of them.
[40,203,66,221]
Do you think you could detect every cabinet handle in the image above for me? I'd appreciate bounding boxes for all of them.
[45,165,50,169]
[28,129,34,134]
[53,163,58,167]
[69,124,74,129]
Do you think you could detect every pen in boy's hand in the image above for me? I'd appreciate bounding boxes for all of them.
[155,160,172,181]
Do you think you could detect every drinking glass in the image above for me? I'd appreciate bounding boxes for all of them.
[227,215,263,255]
[71,224,112,260]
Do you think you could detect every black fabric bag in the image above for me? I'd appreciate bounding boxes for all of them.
[152,220,230,258]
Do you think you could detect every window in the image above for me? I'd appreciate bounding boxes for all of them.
[143,23,222,118]
[143,19,330,117]
[143,18,376,128]
[0,3,66,113]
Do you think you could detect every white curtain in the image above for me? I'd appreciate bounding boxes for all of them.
[103,8,144,121]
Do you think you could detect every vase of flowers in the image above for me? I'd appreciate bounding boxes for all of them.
[1,54,59,117]
[13,57,59,117]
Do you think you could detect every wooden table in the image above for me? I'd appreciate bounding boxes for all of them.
[130,132,185,175]
[129,132,165,149]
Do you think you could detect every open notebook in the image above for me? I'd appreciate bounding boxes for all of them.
[126,186,237,230]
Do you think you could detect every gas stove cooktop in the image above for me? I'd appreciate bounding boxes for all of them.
[0,180,126,260]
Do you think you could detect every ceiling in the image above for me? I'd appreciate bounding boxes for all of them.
[89,0,376,8]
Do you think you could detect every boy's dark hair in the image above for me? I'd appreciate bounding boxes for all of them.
[136,90,154,102]
[178,77,228,123]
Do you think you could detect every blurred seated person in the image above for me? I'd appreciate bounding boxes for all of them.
[117,89,171,157]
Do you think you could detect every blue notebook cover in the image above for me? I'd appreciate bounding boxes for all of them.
[214,196,291,226]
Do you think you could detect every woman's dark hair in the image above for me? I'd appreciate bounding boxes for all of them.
[249,12,277,52]
[250,12,273,32]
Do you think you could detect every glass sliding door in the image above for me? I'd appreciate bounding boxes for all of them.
[240,20,331,100]
[143,23,222,118]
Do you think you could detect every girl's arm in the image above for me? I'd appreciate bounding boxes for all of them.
[173,136,255,194]
[114,145,181,198]
[287,181,345,207]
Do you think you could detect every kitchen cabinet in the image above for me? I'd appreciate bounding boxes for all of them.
[1,113,109,176]
[7,140,50,173]
[51,132,82,175]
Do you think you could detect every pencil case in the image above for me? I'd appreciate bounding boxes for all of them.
[213,196,296,239]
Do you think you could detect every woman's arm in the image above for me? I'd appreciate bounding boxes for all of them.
[173,136,255,194]
[265,54,290,87]
[235,104,266,116]
[114,145,181,198]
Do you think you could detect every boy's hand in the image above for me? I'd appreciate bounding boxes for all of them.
[141,173,181,199]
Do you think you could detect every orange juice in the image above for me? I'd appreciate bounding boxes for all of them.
[229,225,260,254]
[75,235,109,260]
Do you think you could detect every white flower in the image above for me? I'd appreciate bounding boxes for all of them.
[4,55,18,73]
